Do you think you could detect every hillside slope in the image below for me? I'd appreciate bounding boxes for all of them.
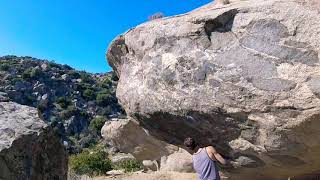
[0,55,124,152]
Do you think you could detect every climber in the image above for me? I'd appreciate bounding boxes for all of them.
[184,137,229,180]
[288,172,320,180]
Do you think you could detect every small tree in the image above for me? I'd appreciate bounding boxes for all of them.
[82,89,96,101]
[89,117,107,133]
[22,69,32,80]
[0,63,10,71]
[56,97,71,109]
[96,90,114,106]
[60,105,78,120]
[148,12,164,21]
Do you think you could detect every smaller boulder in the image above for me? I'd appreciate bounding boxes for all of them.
[0,92,9,102]
[101,118,178,161]
[106,169,125,176]
[142,160,159,172]
[160,148,194,173]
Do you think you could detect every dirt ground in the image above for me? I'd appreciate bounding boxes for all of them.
[93,172,198,180]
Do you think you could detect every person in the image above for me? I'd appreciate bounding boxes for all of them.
[288,172,320,180]
[184,137,229,180]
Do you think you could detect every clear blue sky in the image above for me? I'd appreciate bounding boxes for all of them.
[0,0,211,73]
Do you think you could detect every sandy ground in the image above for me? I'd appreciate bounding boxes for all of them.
[92,172,198,180]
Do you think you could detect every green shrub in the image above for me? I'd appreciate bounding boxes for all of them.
[102,77,112,86]
[67,70,81,79]
[56,97,71,109]
[22,68,43,80]
[22,69,32,79]
[48,61,61,69]
[77,82,92,92]
[100,106,113,116]
[37,100,48,113]
[96,90,114,106]
[60,105,78,120]
[11,77,23,84]
[79,135,98,149]
[79,110,88,118]
[80,72,93,83]
[82,89,96,100]
[63,64,73,70]
[89,117,107,132]
[26,95,36,104]
[30,68,43,79]
[0,63,10,71]
[113,160,143,172]
[69,150,112,176]
[50,116,59,126]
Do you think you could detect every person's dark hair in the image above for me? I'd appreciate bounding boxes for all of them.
[184,137,198,150]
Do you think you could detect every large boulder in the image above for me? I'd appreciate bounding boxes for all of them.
[101,118,179,161]
[107,0,320,179]
[0,102,67,180]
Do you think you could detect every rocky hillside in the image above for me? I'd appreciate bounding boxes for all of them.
[107,0,320,179]
[0,55,124,152]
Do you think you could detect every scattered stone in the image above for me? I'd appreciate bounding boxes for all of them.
[0,92,9,102]
[142,160,159,172]
[106,169,125,176]
[111,153,136,164]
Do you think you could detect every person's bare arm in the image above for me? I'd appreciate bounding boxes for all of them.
[206,146,227,165]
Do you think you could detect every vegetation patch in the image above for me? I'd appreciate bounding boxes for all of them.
[113,159,143,173]
[69,149,112,176]
[89,116,107,133]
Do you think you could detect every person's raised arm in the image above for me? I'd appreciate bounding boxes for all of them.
[206,146,227,165]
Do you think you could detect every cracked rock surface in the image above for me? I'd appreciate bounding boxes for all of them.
[107,0,320,179]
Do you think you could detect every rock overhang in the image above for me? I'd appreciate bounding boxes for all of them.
[106,0,320,179]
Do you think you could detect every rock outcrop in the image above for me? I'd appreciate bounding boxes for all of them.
[0,101,67,179]
[107,0,320,179]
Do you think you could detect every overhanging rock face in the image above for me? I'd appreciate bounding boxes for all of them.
[107,0,320,179]
[0,102,67,180]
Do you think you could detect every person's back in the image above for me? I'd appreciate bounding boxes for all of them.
[193,147,220,180]
[184,137,228,180]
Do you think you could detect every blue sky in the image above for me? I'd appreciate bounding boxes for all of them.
[0,0,211,73]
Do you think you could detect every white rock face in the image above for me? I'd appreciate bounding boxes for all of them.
[107,0,320,179]
[0,102,67,180]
